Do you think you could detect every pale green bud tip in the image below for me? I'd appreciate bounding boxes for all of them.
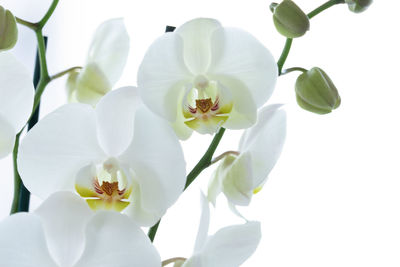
[0,6,18,51]
[345,0,372,13]
[272,0,310,38]
[295,67,341,115]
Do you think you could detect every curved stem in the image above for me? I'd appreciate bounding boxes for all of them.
[148,127,226,241]
[281,67,308,75]
[38,0,59,29]
[210,150,240,165]
[10,132,22,214]
[185,127,226,189]
[308,0,345,19]
[50,66,82,81]
[15,17,38,30]
[162,257,187,266]
[276,0,345,75]
[277,38,293,75]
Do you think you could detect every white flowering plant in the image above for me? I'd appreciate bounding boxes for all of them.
[0,0,371,266]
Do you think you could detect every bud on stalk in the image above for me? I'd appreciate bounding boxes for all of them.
[295,67,341,114]
[272,0,310,38]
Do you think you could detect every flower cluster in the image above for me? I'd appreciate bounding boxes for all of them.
[0,0,370,264]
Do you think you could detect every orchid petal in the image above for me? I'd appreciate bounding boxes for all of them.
[194,193,211,253]
[0,213,57,267]
[0,113,15,158]
[210,75,257,129]
[0,52,34,133]
[120,107,186,226]
[200,221,261,267]
[74,211,161,267]
[18,104,106,199]
[138,32,191,121]
[35,192,93,267]
[176,18,222,74]
[209,27,278,108]
[95,86,141,156]
[239,105,287,187]
[86,18,130,86]
[221,152,254,206]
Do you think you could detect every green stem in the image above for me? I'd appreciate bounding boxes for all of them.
[308,0,345,19]
[276,0,345,74]
[10,132,22,214]
[185,127,226,189]
[50,66,82,81]
[15,17,38,30]
[11,1,58,214]
[38,0,59,29]
[148,220,160,242]
[147,127,226,241]
[281,67,308,75]
[277,38,293,75]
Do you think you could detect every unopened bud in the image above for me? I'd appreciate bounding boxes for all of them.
[272,0,310,38]
[0,6,18,51]
[345,0,372,13]
[295,67,341,114]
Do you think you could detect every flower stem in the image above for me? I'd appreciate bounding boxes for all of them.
[10,1,59,214]
[38,0,59,29]
[185,127,226,189]
[308,0,345,19]
[148,220,160,242]
[148,127,226,241]
[281,67,308,75]
[276,0,345,74]
[162,257,187,266]
[50,66,82,81]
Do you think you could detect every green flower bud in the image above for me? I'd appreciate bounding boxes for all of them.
[272,0,310,38]
[295,67,341,114]
[345,0,372,13]
[0,6,18,51]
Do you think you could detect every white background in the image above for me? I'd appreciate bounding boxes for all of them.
[1,0,399,266]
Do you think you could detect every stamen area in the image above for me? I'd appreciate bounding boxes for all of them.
[75,160,132,212]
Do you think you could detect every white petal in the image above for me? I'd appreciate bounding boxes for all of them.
[221,152,254,206]
[209,27,278,108]
[86,18,130,86]
[0,113,15,159]
[200,221,261,267]
[171,87,193,140]
[210,75,257,129]
[176,18,222,74]
[74,211,161,267]
[95,86,141,156]
[35,192,93,267]
[138,32,191,121]
[0,52,34,132]
[194,192,211,253]
[119,107,186,226]
[239,105,287,187]
[18,104,106,199]
[0,213,57,267]
[207,169,222,206]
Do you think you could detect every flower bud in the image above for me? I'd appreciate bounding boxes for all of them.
[295,67,341,114]
[345,0,372,13]
[272,0,310,38]
[0,6,18,51]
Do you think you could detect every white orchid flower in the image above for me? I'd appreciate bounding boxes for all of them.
[173,193,260,267]
[0,191,161,267]
[18,86,186,227]
[208,104,286,206]
[67,18,130,106]
[138,18,277,140]
[0,52,34,158]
